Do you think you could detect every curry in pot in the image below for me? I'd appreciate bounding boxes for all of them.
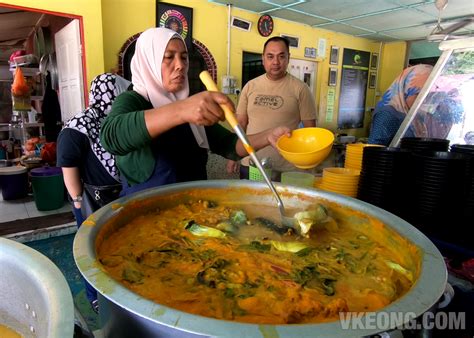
[97,198,420,324]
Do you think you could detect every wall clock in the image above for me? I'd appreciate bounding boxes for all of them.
[257,15,274,37]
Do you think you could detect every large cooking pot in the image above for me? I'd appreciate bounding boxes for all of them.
[73,180,447,338]
[0,237,74,338]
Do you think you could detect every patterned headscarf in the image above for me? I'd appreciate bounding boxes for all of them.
[131,27,209,148]
[64,73,130,181]
[376,64,433,136]
[377,64,433,114]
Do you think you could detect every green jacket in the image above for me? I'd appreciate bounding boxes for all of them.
[100,91,239,185]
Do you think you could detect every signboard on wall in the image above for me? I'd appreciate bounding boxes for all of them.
[156,2,193,49]
[337,48,370,129]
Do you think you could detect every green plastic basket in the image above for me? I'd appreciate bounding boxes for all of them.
[248,165,271,182]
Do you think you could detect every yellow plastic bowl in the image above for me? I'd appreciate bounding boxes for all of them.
[277,128,334,169]
[323,167,360,177]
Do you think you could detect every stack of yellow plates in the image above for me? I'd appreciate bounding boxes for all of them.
[315,167,360,197]
[344,143,383,171]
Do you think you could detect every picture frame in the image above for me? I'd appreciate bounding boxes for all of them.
[231,16,252,32]
[328,67,338,86]
[370,53,378,70]
[280,34,299,48]
[156,2,193,49]
[304,47,317,59]
[330,46,339,65]
[369,72,377,89]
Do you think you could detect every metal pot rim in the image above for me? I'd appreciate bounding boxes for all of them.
[73,180,447,337]
[0,237,75,338]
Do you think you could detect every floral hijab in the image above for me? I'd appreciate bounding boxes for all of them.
[64,73,130,181]
[376,64,433,136]
[131,27,209,148]
[377,64,433,114]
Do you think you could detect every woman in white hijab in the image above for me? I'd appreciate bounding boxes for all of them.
[101,27,289,195]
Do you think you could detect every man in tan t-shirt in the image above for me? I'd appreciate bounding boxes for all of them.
[227,36,317,180]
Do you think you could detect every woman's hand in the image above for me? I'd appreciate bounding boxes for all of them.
[267,126,291,148]
[144,91,236,137]
[180,91,235,126]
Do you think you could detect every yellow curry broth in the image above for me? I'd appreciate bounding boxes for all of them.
[0,324,22,338]
[97,197,421,324]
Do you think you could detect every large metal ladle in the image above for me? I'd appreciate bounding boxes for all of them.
[199,71,295,230]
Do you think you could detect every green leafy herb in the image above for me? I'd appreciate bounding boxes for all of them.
[224,288,235,298]
[238,241,271,252]
[122,268,144,284]
[295,247,313,257]
[230,210,247,225]
[197,249,216,261]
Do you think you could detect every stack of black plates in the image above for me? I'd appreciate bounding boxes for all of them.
[357,147,412,218]
[450,144,474,240]
[450,144,474,156]
[400,137,450,153]
[410,151,471,247]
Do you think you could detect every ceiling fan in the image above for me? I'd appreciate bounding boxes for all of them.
[427,0,473,42]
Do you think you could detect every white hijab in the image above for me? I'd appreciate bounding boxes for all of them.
[131,27,209,148]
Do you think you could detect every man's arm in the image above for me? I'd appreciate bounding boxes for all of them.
[302,119,316,127]
[237,114,249,131]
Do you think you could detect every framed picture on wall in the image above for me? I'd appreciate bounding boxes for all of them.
[369,72,377,88]
[328,67,338,86]
[370,53,378,70]
[280,34,299,48]
[156,2,193,49]
[330,46,339,65]
[231,17,252,32]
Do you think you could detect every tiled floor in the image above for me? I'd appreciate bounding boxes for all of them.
[0,191,72,223]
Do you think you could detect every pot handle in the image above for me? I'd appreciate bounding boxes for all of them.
[437,282,455,309]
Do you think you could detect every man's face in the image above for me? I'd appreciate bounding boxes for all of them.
[161,38,188,93]
[262,41,289,81]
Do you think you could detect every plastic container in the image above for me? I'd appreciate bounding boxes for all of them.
[248,158,272,182]
[281,171,315,187]
[0,166,28,200]
[30,166,64,211]
[12,94,31,111]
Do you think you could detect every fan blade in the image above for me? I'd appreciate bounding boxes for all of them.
[437,16,473,35]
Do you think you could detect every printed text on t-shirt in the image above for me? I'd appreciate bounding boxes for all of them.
[254,95,284,109]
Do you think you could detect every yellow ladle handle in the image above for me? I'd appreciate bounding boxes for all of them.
[199,71,239,128]
[199,70,254,155]
[199,71,287,218]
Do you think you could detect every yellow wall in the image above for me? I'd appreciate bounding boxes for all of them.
[379,41,408,93]
[0,0,105,87]
[2,0,407,136]
[101,0,406,136]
